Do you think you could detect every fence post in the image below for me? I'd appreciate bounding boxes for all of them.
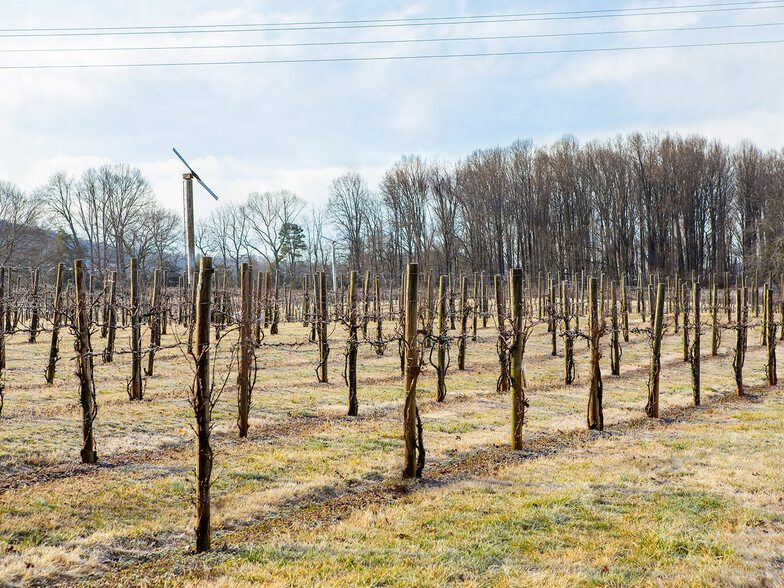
[692,282,701,405]
[510,268,525,449]
[348,270,358,416]
[587,277,604,430]
[129,258,142,400]
[646,282,666,418]
[437,274,448,401]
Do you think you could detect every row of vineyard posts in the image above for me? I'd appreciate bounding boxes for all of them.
[0,261,780,552]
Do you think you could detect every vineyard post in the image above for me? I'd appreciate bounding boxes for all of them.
[550,282,557,356]
[4,268,11,333]
[673,276,680,333]
[29,269,40,343]
[471,271,478,342]
[621,273,629,342]
[402,262,420,479]
[682,282,690,362]
[146,269,161,377]
[347,270,358,416]
[510,268,525,449]
[648,282,655,328]
[587,277,604,430]
[711,280,719,356]
[302,275,310,329]
[193,256,214,553]
[101,273,110,338]
[0,268,4,380]
[319,272,329,383]
[45,262,65,384]
[646,282,666,418]
[362,270,371,339]
[238,262,252,437]
[103,272,117,363]
[458,276,468,371]
[129,258,143,400]
[271,271,279,335]
[161,270,168,335]
[692,281,701,406]
[766,285,777,386]
[735,287,747,396]
[563,281,574,385]
[263,271,271,329]
[74,259,97,464]
[449,274,456,331]
[762,281,769,347]
[610,281,620,376]
[780,273,784,341]
[437,274,447,401]
[375,276,383,356]
[481,271,488,328]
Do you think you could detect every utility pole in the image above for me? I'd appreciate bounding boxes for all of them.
[183,173,196,285]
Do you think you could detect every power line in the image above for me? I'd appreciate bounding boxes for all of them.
[1,21,781,54]
[1,38,781,70]
[1,2,783,38]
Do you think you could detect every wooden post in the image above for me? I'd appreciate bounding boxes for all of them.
[471,271,478,342]
[437,275,448,401]
[735,287,748,396]
[362,270,371,339]
[146,269,161,377]
[0,268,5,400]
[510,269,525,449]
[711,281,719,356]
[587,277,604,430]
[302,275,310,328]
[317,272,329,383]
[610,281,620,376]
[263,271,271,328]
[402,263,421,479]
[648,282,655,328]
[563,281,574,385]
[646,282,666,418]
[45,263,65,384]
[270,271,279,335]
[550,282,558,356]
[767,285,777,386]
[458,276,468,371]
[193,257,214,553]
[621,274,629,342]
[29,269,40,343]
[237,263,252,437]
[129,258,143,400]
[682,282,690,362]
[692,282,701,406]
[375,276,384,356]
[74,260,97,464]
[347,270,359,416]
[399,270,406,376]
[103,272,117,363]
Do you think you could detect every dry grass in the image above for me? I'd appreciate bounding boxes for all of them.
[0,311,782,586]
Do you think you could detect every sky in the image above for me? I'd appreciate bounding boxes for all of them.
[1,1,783,219]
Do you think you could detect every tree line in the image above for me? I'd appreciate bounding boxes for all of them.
[2,131,782,284]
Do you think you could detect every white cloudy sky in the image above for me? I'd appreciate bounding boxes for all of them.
[1,1,783,217]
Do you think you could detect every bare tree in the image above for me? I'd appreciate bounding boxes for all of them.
[0,181,40,265]
[246,190,305,274]
[327,172,370,271]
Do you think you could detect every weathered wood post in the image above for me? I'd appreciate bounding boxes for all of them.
[4,268,11,334]
[646,282,666,418]
[129,259,143,400]
[193,256,214,553]
[436,275,448,402]
[317,272,329,383]
[302,275,310,329]
[237,263,252,437]
[347,270,359,416]
[734,287,748,396]
[692,282,701,406]
[563,281,575,385]
[263,271,271,329]
[146,269,161,377]
[0,268,5,392]
[766,285,777,386]
[648,282,655,328]
[458,276,468,371]
[711,280,719,356]
[471,271,478,342]
[550,282,558,356]
[399,270,406,376]
[375,276,384,356]
[74,259,97,464]
[495,274,510,392]
[610,281,620,376]
[682,282,690,362]
[402,263,422,479]
[29,269,40,343]
[45,263,65,384]
[510,268,525,449]
[270,271,280,335]
[621,274,629,342]
[362,270,371,339]
[587,277,604,430]
[481,271,488,328]
[103,272,117,363]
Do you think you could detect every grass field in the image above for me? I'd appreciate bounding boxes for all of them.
[1,311,783,587]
